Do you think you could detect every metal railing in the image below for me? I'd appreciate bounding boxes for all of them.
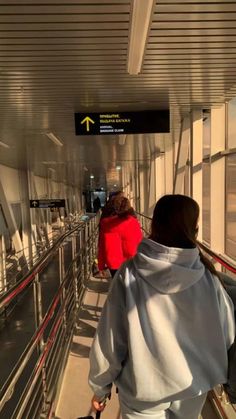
[0,214,98,419]
[0,215,82,295]
[136,211,236,418]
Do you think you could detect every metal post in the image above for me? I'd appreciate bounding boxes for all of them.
[89,221,92,274]
[94,216,98,259]
[71,234,78,308]
[0,235,6,293]
[59,246,67,328]
[83,226,88,283]
[33,273,48,412]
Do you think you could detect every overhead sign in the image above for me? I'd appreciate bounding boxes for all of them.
[74,110,169,136]
[30,199,65,209]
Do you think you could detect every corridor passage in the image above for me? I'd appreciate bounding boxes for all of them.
[56,274,121,419]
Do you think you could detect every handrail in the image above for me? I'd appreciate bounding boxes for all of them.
[136,212,236,275]
[0,221,85,310]
[197,241,236,275]
[0,214,98,418]
[136,211,151,221]
[0,276,66,410]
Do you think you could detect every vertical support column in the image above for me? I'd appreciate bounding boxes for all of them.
[28,170,37,263]
[148,157,156,216]
[192,109,203,241]
[164,139,174,194]
[173,116,190,194]
[46,169,53,241]
[32,175,50,249]
[134,159,140,212]
[19,170,33,266]
[155,155,165,201]
[210,105,226,256]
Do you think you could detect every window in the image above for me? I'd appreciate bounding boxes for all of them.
[202,111,211,244]
[0,205,11,252]
[227,98,236,149]
[225,155,236,259]
[225,99,236,259]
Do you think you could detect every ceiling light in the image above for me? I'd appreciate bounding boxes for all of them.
[118,135,127,145]
[0,141,10,149]
[90,175,94,179]
[127,0,156,75]
[45,132,63,147]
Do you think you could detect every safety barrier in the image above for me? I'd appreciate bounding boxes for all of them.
[0,214,98,419]
[0,215,80,295]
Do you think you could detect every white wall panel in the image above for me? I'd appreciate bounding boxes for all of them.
[0,164,21,201]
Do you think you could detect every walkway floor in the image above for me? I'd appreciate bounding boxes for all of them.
[56,275,219,419]
[56,275,121,419]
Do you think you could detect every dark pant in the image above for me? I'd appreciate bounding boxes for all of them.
[109,269,118,278]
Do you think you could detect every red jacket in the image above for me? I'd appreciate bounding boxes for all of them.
[98,215,142,270]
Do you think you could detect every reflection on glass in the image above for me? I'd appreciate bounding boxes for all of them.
[226,155,236,259]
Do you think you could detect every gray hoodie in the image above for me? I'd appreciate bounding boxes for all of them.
[89,239,235,406]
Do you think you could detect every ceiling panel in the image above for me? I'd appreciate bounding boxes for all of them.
[0,0,235,191]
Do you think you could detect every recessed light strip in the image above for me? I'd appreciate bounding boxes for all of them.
[127,0,156,75]
[46,132,63,147]
[0,141,10,149]
[119,135,127,145]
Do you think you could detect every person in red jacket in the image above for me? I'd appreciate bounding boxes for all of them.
[98,195,142,277]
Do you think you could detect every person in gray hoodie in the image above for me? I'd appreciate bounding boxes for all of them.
[89,194,235,419]
[219,272,236,405]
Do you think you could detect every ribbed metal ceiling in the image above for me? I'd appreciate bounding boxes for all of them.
[0,0,235,189]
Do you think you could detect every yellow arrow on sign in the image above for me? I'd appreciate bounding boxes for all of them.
[81,116,95,132]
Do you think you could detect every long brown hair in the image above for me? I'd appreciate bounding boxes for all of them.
[102,195,135,219]
[150,194,219,278]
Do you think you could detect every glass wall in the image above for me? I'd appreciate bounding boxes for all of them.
[225,155,236,258]
[226,99,236,258]
[202,111,211,244]
[227,97,236,149]
[0,205,11,252]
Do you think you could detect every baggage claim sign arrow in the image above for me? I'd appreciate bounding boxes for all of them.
[80,116,95,132]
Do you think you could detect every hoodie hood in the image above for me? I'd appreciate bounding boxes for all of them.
[132,238,205,294]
